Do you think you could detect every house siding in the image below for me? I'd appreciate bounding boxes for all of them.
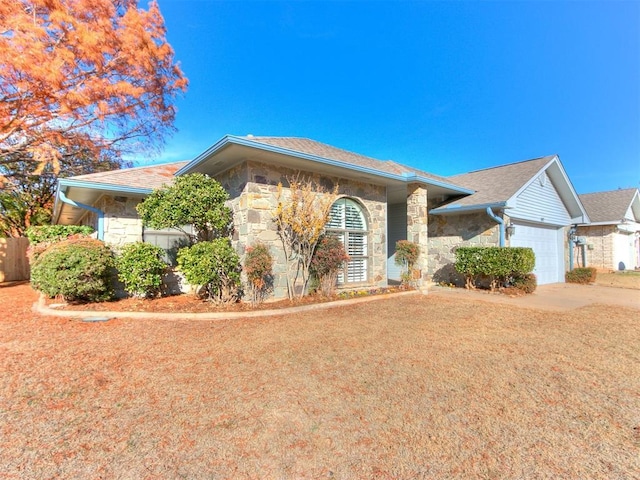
[217,160,388,299]
[511,171,571,225]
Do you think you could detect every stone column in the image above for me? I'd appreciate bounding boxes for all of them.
[406,183,429,281]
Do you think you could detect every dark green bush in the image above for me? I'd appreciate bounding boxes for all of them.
[116,242,167,298]
[455,246,535,290]
[31,237,115,303]
[512,273,537,293]
[244,242,274,305]
[310,235,350,296]
[25,225,94,245]
[177,239,241,304]
[565,267,597,284]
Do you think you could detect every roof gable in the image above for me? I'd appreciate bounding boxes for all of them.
[579,188,640,224]
[431,155,588,223]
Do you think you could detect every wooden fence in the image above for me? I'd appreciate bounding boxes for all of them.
[0,237,30,282]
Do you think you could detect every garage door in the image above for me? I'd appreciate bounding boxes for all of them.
[510,222,563,285]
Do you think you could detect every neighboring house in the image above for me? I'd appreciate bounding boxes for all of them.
[52,135,588,297]
[576,188,640,271]
[430,155,589,285]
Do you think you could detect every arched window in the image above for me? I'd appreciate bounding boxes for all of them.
[326,198,368,284]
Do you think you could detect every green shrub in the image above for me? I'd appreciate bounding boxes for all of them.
[31,237,115,303]
[455,246,535,290]
[26,225,94,245]
[244,242,274,305]
[177,239,241,304]
[566,267,597,284]
[395,240,420,285]
[310,235,350,296]
[512,273,537,294]
[116,242,167,298]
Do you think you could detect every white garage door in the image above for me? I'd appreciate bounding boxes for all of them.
[510,222,563,285]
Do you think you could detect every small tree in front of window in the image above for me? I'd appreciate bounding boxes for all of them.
[395,240,420,286]
[136,173,241,303]
[273,176,338,299]
[310,235,350,296]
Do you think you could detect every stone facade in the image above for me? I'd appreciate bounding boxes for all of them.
[406,183,429,280]
[427,210,501,285]
[217,160,387,299]
[96,195,145,248]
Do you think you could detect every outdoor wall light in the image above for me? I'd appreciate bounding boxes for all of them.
[506,222,516,237]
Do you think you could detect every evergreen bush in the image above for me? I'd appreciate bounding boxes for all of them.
[565,267,597,284]
[455,246,535,290]
[116,242,167,298]
[177,239,241,304]
[25,225,94,245]
[512,273,537,293]
[31,237,115,302]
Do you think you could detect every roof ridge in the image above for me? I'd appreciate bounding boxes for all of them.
[451,155,556,177]
[579,187,638,197]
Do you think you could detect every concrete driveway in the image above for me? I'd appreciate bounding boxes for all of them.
[430,283,640,312]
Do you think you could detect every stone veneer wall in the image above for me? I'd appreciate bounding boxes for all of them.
[217,160,387,299]
[406,183,429,280]
[427,210,500,285]
[95,195,144,248]
[576,225,615,270]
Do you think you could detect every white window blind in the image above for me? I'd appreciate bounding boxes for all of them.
[327,198,368,284]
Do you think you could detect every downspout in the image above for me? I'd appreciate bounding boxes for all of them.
[58,189,105,241]
[568,226,576,271]
[486,207,505,247]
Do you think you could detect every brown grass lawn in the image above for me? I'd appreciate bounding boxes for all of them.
[1,284,639,479]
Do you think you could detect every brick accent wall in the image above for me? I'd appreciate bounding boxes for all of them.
[576,225,616,270]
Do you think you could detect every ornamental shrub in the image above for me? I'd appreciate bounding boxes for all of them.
[31,237,115,303]
[116,242,167,298]
[512,273,537,294]
[26,225,94,245]
[565,267,597,284]
[310,235,350,296]
[177,239,241,304]
[26,225,95,262]
[395,240,420,285]
[244,242,274,305]
[455,246,535,290]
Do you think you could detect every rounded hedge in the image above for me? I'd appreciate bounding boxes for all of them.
[31,237,115,303]
[177,239,241,303]
[116,242,167,298]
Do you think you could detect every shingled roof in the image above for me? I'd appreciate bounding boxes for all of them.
[579,188,639,223]
[65,161,189,190]
[244,136,455,185]
[444,155,556,207]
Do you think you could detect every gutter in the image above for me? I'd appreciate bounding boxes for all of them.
[430,201,508,215]
[486,207,505,247]
[58,189,105,241]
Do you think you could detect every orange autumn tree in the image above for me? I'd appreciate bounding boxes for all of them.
[0,0,188,179]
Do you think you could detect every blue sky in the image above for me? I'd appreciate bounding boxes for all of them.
[149,1,639,194]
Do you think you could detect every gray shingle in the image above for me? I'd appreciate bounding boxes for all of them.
[579,188,638,223]
[445,156,556,207]
[68,161,189,190]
